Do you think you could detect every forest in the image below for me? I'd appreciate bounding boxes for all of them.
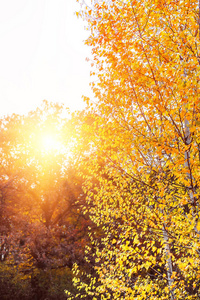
[1,0,200,299]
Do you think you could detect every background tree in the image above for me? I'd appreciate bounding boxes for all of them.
[0,102,96,299]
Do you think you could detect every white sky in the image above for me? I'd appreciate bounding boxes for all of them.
[0,0,92,117]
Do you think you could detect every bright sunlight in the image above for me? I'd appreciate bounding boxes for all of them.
[25,102,74,163]
[41,134,63,153]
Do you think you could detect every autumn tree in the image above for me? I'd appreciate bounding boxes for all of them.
[67,0,200,299]
[0,102,97,299]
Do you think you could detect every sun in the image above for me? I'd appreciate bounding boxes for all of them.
[42,135,60,151]
[39,133,64,154]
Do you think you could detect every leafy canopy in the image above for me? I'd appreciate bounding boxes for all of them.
[67,0,200,299]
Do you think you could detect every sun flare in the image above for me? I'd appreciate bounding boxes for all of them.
[42,135,60,151]
[39,133,64,154]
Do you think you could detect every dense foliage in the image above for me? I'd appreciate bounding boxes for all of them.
[0,102,96,299]
[66,0,200,299]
